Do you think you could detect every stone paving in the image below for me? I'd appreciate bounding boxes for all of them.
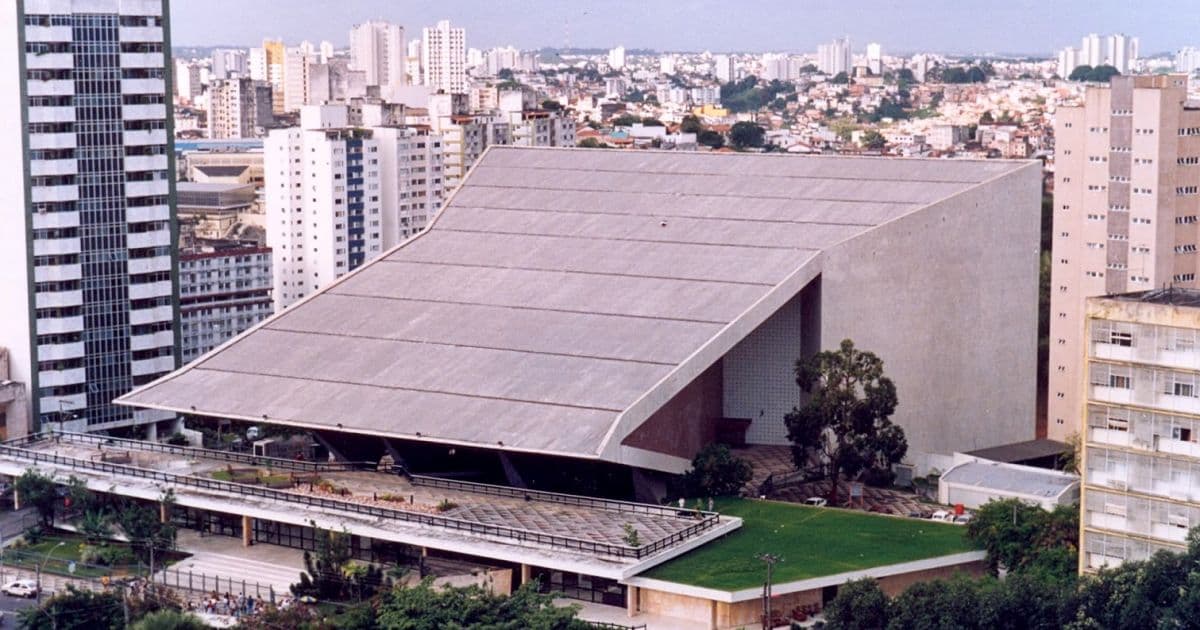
[25,439,709,551]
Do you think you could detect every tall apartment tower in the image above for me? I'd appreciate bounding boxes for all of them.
[0,0,180,438]
[866,42,883,75]
[265,106,382,309]
[261,38,285,114]
[817,37,851,76]
[266,104,445,309]
[1081,290,1200,571]
[1048,74,1200,441]
[349,20,405,97]
[421,20,466,94]
[208,77,261,139]
[282,44,314,113]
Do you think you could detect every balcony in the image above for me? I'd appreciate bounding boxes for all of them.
[122,104,166,121]
[126,228,170,250]
[37,342,85,362]
[28,106,75,124]
[34,264,81,283]
[131,355,175,377]
[25,52,72,70]
[25,80,73,97]
[125,180,169,198]
[31,210,79,231]
[130,330,174,352]
[31,185,78,204]
[38,367,86,388]
[30,159,77,177]
[123,129,167,147]
[1089,427,1132,448]
[32,237,80,257]
[35,289,82,309]
[126,204,170,223]
[124,155,167,172]
[128,305,173,326]
[118,26,164,43]
[119,52,163,69]
[35,315,83,336]
[127,256,170,275]
[120,78,165,95]
[1156,437,1200,459]
[128,280,172,301]
[28,133,76,150]
[23,25,73,43]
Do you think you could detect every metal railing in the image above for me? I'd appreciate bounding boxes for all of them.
[0,442,704,560]
[409,474,718,521]
[13,431,367,473]
[586,622,647,630]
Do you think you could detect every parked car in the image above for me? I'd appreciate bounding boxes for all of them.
[2,579,37,598]
[246,426,262,441]
[953,513,974,525]
[929,509,954,522]
[803,497,828,508]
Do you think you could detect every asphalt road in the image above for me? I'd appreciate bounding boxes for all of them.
[0,592,37,626]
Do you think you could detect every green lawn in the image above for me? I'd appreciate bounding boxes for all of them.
[641,498,978,591]
[4,532,188,579]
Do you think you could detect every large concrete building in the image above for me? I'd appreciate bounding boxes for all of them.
[123,147,1040,485]
[1081,289,1200,571]
[421,19,466,94]
[1048,74,1200,442]
[207,77,270,139]
[0,0,180,438]
[179,241,273,364]
[265,104,443,309]
[349,20,405,99]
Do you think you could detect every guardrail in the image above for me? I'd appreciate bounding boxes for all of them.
[409,474,717,521]
[10,431,369,474]
[0,442,705,560]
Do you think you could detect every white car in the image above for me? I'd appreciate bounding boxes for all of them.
[803,497,828,507]
[2,579,38,598]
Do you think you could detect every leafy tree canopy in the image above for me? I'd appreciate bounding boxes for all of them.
[729,121,765,149]
[680,444,753,497]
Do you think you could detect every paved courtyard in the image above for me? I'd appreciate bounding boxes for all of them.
[22,436,713,552]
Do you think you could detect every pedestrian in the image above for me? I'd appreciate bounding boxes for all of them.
[707,497,714,512]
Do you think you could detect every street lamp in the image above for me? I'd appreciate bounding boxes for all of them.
[758,553,783,629]
[36,541,65,604]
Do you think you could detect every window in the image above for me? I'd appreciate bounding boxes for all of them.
[1111,331,1133,347]
[1174,383,1196,398]
[1173,426,1195,441]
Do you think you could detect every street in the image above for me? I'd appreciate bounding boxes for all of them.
[0,592,36,626]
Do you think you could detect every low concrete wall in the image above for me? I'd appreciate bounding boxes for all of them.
[639,588,713,627]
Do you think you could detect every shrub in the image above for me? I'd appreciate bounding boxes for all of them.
[622,523,641,548]
[435,499,459,513]
[378,493,406,504]
[680,444,754,498]
[165,433,189,447]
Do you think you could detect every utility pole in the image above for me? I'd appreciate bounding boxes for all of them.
[758,553,782,629]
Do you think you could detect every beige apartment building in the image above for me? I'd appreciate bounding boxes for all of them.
[1082,290,1200,571]
[1049,74,1200,441]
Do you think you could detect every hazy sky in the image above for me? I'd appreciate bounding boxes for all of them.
[170,0,1194,56]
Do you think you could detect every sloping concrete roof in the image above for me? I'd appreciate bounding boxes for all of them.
[119,147,1028,467]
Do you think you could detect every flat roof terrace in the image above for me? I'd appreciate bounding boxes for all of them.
[0,433,739,580]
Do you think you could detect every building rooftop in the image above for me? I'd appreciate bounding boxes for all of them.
[940,459,1078,499]
[964,438,1068,464]
[176,182,256,194]
[1105,287,1200,308]
[119,147,1030,469]
[193,165,249,178]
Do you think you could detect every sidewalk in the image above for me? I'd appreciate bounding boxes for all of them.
[155,530,304,595]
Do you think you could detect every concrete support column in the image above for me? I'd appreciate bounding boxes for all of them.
[159,501,170,524]
[709,599,718,630]
[11,487,19,511]
[520,563,532,586]
[420,546,428,557]
[241,515,252,547]
[626,585,638,617]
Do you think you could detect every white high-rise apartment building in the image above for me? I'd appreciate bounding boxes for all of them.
[1082,33,1102,67]
[208,77,264,139]
[0,0,180,438]
[1058,46,1081,78]
[349,20,405,97]
[283,44,314,112]
[713,54,735,83]
[659,54,676,75]
[249,47,267,81]
[1178,47,1200,74]
[174,58,201,104]
[607,45,625,70]
[1048,74,1200,441]
[211,48,247,80]
[266,105,445,309]
[818,37,851,76]
[1106,33,1138,74]
[319,40,334,64]
[421,20,466,94]
[866,42,883,75]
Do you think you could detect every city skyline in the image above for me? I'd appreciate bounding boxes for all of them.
[170,0,1196,56]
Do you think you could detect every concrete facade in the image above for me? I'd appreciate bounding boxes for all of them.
[1050,74,1200,442]
[179,243,273,364]
[1081,290,1200,571]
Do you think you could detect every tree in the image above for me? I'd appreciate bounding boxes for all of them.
[784,339,906,505]
[825,578,888,630]
[496,68,514,81]
[966,498,1079,577]
[610,114,639,127]
[729,121,765,149]
[980,110,995,125]
[860,130,887,150]
[1087,64,1120,83]
[640,117,664,127]
[19,585,125,630]
[375,578,590,629]
[830,71,850,84]
[130,610,208,630]
[1068,65,1094,81]
[680,444,753,497]
[679,115,704,134]
[896,68,916,82]
[697,129,724,149]
[541,99,562,111]
[115,496,176,565]
[293,524,354,600]
[576,138,609,149]
[16,469,59,528]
